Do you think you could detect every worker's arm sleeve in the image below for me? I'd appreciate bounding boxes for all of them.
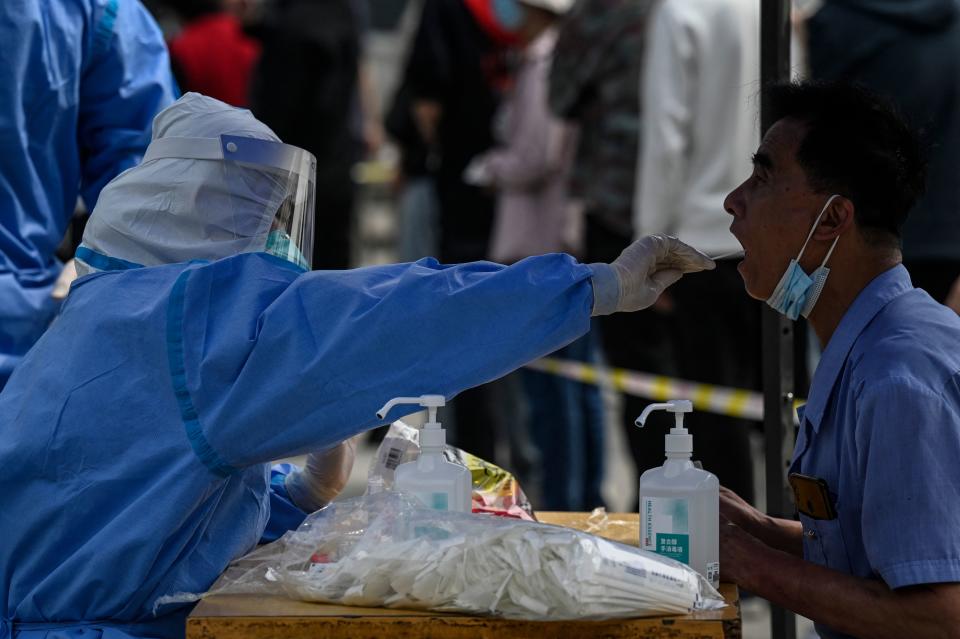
[183,255,595,469]
[588,263,619,316]
[261,463,309,543]
[634,2,693,241]
[857,376,960,589]
[77,0,177,209]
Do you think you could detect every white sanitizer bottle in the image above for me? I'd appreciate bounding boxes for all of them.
[636,400,719,586]
[376,395,472,512]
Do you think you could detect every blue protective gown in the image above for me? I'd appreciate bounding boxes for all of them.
[0,251,594,639]
[0,0,177,388]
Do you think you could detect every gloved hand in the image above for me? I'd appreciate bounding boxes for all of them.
[589,235,715,316]
[51,259,78,300]
[284,436,360,512]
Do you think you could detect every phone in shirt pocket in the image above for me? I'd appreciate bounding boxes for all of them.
[790,473,852,573]
[789,473,836,520]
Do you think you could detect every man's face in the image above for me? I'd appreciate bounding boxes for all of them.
[724,117,831,300]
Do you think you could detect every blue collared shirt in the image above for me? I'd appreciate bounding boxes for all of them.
[791,265,960,638]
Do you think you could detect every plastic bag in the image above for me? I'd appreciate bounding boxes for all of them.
[584,506,636,537]
[159,491,724,620]
[368,420,535,520]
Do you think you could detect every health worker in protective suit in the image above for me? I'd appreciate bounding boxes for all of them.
[0,0,177,390]
[0,93,714,639]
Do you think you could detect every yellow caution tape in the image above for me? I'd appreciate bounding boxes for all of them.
[352,160,397,186]
[524,357,804,422]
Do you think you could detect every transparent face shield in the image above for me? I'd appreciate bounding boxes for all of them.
[140,134,317,270]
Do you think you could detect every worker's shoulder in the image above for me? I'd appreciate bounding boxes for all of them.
[0,0,87,52]
[72,253,300,299]
[850,288,960,397]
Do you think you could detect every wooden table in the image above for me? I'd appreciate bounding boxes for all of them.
[187,512,741,639]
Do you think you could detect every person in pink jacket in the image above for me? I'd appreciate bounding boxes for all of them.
[464,0,579,264]
[464,0,606,511]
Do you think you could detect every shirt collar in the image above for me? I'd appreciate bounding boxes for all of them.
[803,264,913,432]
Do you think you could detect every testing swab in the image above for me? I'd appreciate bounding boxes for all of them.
[710,250,745,260]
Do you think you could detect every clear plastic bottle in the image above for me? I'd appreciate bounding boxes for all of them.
[376,395,472,512]
[636,400,719,586]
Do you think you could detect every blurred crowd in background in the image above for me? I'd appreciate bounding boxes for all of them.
[71,0,960,512]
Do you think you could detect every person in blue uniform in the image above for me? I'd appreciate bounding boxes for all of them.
[0,93,713,639]
[719,82,960,638]
[0,0,177,389]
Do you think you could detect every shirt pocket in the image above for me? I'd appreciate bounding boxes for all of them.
[800,511,852,574]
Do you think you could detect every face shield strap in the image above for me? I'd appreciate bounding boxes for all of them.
[142,136,316,174]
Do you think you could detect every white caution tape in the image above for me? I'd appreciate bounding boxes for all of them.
[525,358,802,422]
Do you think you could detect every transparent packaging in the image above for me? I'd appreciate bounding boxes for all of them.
[369,420,535,520]
[158,491,725,620]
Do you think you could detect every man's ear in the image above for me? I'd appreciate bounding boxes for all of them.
[814,195,855,240]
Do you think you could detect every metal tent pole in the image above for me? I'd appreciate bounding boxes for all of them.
[760,1,798,638]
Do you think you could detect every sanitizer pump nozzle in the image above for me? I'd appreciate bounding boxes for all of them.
[636,399,694,455]
[377,395,446,449]
[376,395,471,512]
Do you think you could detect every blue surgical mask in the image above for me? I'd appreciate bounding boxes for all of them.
[766,194,841,321]
[265,230,310,271]
[492,0,524,30]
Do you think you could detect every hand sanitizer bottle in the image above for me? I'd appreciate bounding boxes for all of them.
[376,395,472,512]
[636,400,719,586]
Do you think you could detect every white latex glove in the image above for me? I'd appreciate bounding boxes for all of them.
[285,436,360,512]
[51,259,78,300]
[589,235,715,316]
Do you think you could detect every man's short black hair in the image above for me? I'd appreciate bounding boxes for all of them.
[765,81,927,247]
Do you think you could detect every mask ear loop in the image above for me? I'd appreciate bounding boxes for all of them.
[795,194,842,261]
[818,233,841,269]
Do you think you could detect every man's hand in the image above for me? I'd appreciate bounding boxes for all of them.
[720,485,764,531]
[717,488,960,638]
[719,514,777,590]
[722,521,960,639]
[719,485,804,557]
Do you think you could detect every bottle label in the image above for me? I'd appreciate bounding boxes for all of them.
[414,491,449,510]
[707,561,720,585]
[642,496,690,565]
